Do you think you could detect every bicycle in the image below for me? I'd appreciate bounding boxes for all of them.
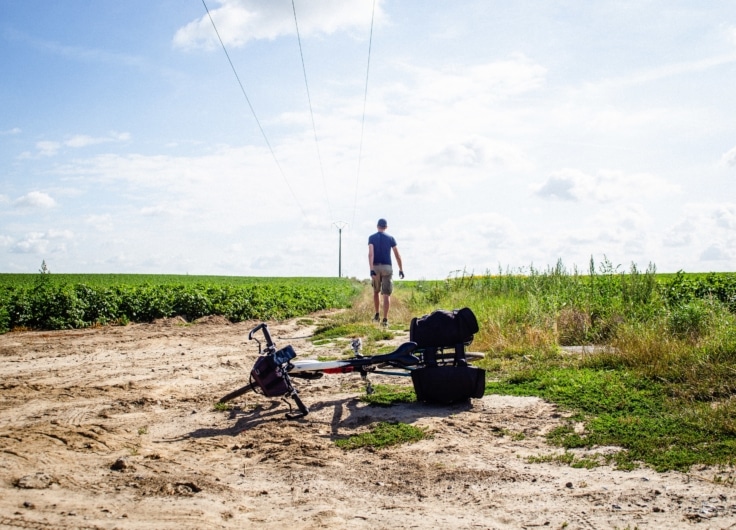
[218,320,485,419]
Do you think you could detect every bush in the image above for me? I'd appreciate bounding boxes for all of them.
[668,300,713,340]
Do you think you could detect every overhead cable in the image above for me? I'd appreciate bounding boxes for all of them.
[201,0,306,218]
[291,0,333,220]
[351,0,377,229]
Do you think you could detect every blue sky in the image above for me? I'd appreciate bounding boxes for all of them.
[1,1,735,279]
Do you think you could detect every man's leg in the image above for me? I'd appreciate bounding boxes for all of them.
[373,290,380,321]
[382,294,390,320]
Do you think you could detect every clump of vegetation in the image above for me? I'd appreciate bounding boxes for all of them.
[408,257,736,471]
[360,384,416,406]
[334,421,428,450]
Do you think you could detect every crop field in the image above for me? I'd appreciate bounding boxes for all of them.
[0,273,362,333]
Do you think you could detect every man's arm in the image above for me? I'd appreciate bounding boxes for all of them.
[368,244,375,273]
[392,246,403,273]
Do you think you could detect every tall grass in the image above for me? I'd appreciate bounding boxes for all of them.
[406,259,736,471]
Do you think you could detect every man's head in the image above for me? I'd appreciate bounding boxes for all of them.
[377,218,388,230]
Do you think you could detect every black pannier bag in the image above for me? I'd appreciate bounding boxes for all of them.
[409,307,479,348]
[409,308,485,404]
[250,345,296,397]
[411,364,485,404]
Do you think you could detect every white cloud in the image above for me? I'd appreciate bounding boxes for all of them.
[582,53,736,93]
[532,169,586,201]
[700,244,730,261]
[34,132,130,156]
[1,127,21,135]
[426,137,533,172]
[388,55,547,110]
[36,141,61,157]
[48,229,74,239]
[84,214,114,232]
[728,25,736,46]
[13,191,57,209]
[721,145,736,167]
[173,0,382,50]
[533,169,679,203]
[53,146,313,229]
[660,204,736,265]
[401,175,455,202]
[714,205,736,229]
[140,205,176,217]
[10,229,73,255]
[65,131,130,148]
[663,220,694,247]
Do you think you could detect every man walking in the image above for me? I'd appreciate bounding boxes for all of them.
[368,218,404,326]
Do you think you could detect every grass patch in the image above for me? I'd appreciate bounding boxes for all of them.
[311,322,393,343]
[334,421,428,450]
[527,451,612,469]
[487,367,736,471]
[360,384,416,406]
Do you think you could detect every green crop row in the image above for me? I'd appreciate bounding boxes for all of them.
[0,275,361,333]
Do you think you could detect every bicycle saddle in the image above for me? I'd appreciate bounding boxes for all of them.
[384,341,419,367]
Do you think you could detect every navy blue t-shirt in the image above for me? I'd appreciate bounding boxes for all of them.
[369,232,396,265]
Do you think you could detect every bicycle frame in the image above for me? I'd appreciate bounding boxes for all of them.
[219,322,483,419]
[220,322,422,418]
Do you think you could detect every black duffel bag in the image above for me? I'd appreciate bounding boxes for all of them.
[411,365,485,404]
[409,307,485,404]
[409,307,479,348]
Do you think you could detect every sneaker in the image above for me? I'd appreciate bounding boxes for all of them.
[382,318,388,327]
[373,312,379,322]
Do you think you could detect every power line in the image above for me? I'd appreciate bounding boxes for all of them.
[351,0,377,229]
[201,0,306,218]
[291,0,333,220]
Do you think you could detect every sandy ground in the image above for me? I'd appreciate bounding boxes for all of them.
[1,312,736,530]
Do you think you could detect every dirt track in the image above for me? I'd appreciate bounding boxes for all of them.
[1,314,736,529]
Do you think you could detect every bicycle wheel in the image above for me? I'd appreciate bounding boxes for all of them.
[465,351,485,362]
[218,382,258,404]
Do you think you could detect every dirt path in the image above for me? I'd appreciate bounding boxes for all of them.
[1,313,735,529]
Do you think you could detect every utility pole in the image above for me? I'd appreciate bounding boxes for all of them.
[332,221,348,278]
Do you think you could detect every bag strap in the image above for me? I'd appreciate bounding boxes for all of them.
[423,346,438,367]
[453,343,467,367]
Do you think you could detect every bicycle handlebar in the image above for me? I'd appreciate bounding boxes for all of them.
[248,323,275,353]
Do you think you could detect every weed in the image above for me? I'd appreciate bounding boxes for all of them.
[334,421,428,450]
[360,384,415,406]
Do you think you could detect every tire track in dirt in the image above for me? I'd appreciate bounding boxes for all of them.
[2,316,736,529]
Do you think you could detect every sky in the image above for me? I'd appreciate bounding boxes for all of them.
[1,1,736,279]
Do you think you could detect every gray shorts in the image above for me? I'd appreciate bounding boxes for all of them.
[372,264,393,295]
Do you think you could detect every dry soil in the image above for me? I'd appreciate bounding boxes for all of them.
[1,313,736,529]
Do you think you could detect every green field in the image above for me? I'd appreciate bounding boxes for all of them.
[0,273,343,287]
[0,273,362,332]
